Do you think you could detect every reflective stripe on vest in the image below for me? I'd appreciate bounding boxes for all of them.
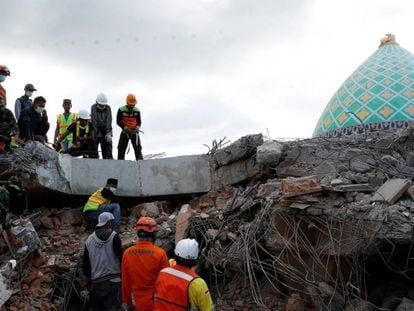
[154,266,198,311]
[120,105,139,129]
[83,187,110,212]
[73,121,89,147]
[58,113,77,141]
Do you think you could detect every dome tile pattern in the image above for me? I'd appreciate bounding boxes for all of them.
[313,36,414,137]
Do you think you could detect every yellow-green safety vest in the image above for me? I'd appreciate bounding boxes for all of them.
[58,113,77,142]
[83,187,111,212]
[73,121,89,148]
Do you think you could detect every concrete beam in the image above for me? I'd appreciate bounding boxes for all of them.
[36,154,212,197]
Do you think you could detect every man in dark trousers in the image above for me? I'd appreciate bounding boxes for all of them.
[14,83,37,121]
[18,96,50,143]
[91,93,113,159]
[117,94,143,160]
[83,212,123,311]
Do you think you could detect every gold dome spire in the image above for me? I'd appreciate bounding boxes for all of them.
[379,33,398,47]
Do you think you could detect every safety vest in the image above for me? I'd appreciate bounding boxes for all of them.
[58,113,77,141]
[120,105,140,129]
[83,187,110,213]
[73,121,89,147]
[154,266,199,311]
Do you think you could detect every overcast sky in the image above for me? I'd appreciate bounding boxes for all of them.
[2,0,414,158]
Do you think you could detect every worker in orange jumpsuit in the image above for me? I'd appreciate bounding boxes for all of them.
[121,217,169,311]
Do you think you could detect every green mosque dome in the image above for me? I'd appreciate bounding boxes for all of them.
[313,34,414,137]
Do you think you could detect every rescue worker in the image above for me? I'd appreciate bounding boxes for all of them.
[83,178,121,230]
[55,109,97,158]
[54,99,78,152]
[154,239,215,311]
[0,96,18,152]
[116,94,143,160]
[18,96,50,143]
[15,83,37,121]
[0,65,10,104]
[91,93,113,159]
[122,217,169,311]
[83,212,123,311]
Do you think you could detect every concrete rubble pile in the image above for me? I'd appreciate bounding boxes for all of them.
[154,130,414,310]
[3,129,414,310]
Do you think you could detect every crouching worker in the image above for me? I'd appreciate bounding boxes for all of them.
[54,109,97,158]
[154,238,215,311]
[83,212,123,311]
[83,178,121,230]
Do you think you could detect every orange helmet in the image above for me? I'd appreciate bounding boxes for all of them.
[136,217,157,233]
[126,94,137,106]
[0,65,10,76]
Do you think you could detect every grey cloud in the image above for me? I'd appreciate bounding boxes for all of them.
[2,0,313,79]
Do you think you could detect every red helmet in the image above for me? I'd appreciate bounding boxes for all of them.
[136,217,157,233]
[0,65,10,76]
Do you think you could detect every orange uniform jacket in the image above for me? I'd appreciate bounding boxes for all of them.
[154,265,199,310]
[122,240,169,311]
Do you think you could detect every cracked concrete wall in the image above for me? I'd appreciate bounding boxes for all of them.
[35,154,212,197]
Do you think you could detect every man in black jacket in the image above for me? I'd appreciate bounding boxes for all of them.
[18,96,49,143]
[83,212,123,311]
[14,83,37,121]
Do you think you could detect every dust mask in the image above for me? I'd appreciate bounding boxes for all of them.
[0,75,6,83]
[109,187,117,194]
[35,107,44,114]
[25,91,33,97]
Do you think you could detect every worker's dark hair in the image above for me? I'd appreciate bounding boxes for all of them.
[137,229,155,240]
[106,178,118,187]
[33,96,46,105]
[175,255,198,268]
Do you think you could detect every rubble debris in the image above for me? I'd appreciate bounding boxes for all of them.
[281,175,322,198]
[256,140,283,166]
[212,134,263,167]
[371,178,412,204]
[5,132,414,309]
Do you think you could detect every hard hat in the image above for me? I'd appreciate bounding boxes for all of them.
[126,94,137,105]
[0,65,10,76]
[175,238,199,260]
[96,93,108,105]
[78,109,90,120]
[136,217,157,233]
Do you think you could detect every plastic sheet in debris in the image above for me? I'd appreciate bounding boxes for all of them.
[11,218,41,255]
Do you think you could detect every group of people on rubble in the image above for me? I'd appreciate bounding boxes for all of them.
[82,178,215,311]
[0,64,143,160]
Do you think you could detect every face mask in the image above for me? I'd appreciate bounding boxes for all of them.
[0,75,6,83]
[0,105,5,112]
[25,91,33,97]
[109,187,117,194]
[35,107,44,114]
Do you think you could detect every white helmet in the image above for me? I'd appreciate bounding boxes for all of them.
[78,109,90,120]
[96,93,108,105]
[175,238,199,260]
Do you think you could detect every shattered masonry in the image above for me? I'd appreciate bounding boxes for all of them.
[3,129,414,310]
